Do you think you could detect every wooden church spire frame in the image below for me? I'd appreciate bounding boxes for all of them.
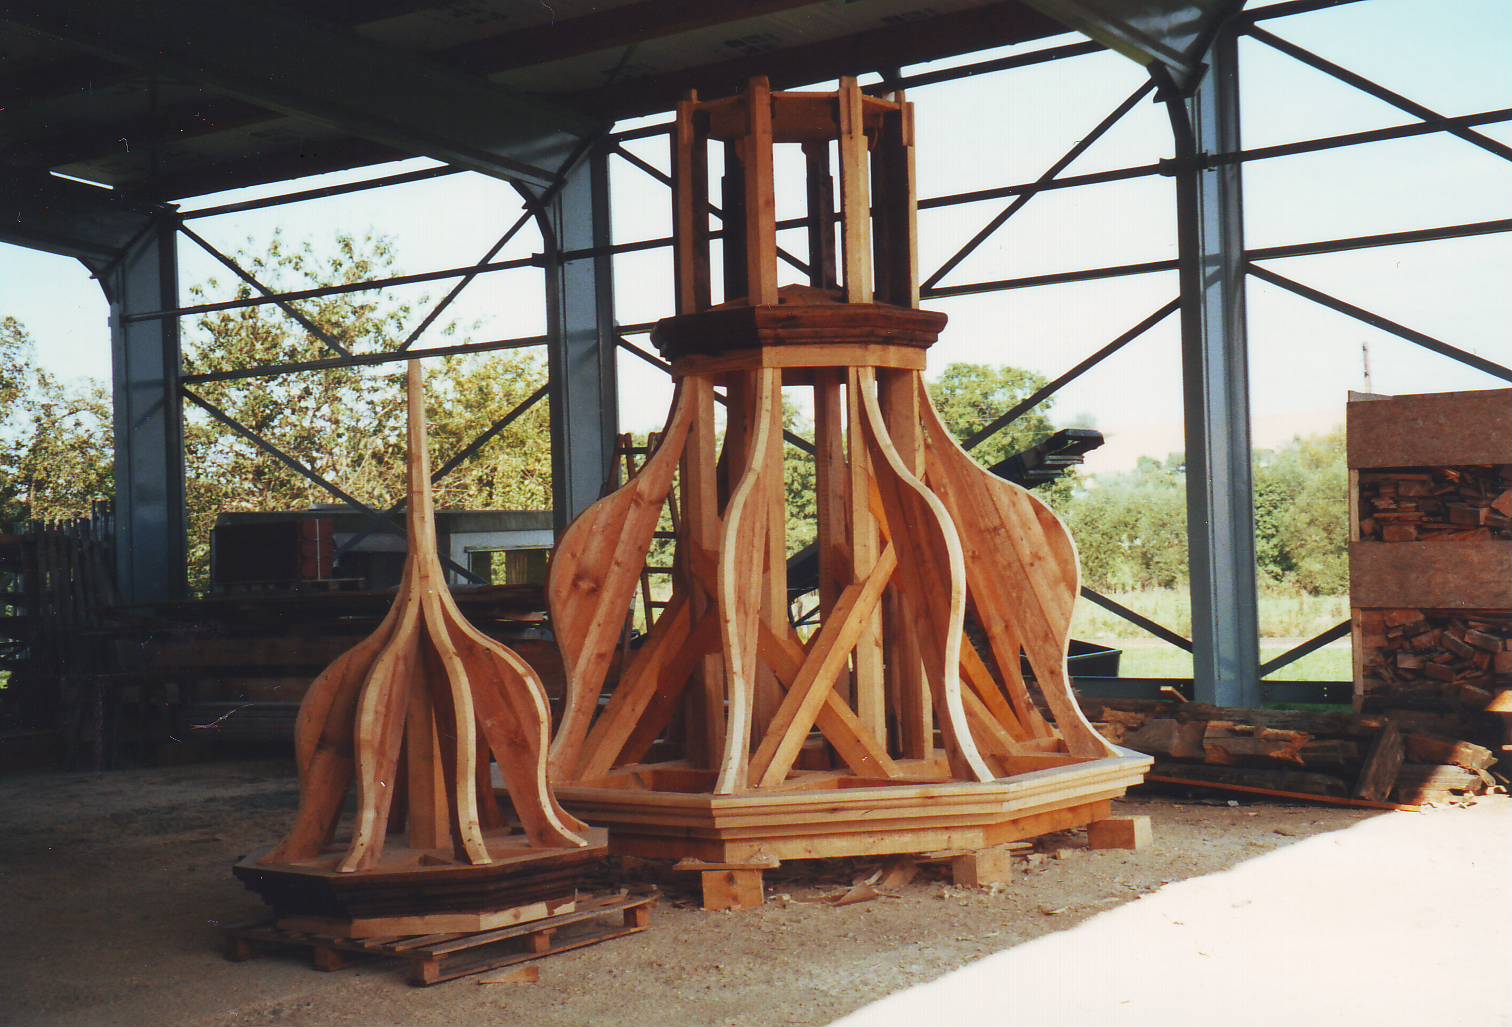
[548,77,1150,905]
[235,361,608,939]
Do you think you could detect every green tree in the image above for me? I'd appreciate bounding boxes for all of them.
[925,363,1060,468]
[0,316,114,526]
[926,361,1079,510]
[1055,430,1350,596]
[1252,428,1348,594]
[181,231,552,587]
[1059,454,1191,591]
[782,399,817,557]
[775,363,1070,575]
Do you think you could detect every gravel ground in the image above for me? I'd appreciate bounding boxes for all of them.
[1,758,1504,1027]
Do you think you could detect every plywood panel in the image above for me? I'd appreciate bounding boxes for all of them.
[1347,390,1512,469]
[1349,540,1512,609]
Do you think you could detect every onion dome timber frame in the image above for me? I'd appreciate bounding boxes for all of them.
[234,362,607,939]
[545,76,1150,906]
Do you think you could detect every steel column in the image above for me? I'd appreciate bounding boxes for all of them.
[545,145,619,532]
[104,213,187,603]
[1164,24,1262,707]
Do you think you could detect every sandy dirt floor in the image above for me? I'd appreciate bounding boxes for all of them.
[1,759,1507,1027]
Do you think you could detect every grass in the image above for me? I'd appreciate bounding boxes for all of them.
[1108,638,1353,682]
[1069,587,1352,683]
[638,583,1353,682]
[1071,587,1348,642]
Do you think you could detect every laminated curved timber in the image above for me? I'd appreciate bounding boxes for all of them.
[547,77,1149,874]
[235,362,604,936]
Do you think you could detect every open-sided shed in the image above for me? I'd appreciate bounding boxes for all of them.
[4,0,1504,709]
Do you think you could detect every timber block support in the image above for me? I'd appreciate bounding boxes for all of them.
[675,856,777,911]
[701,870,766,911]
[948,845,1016,888]
[1087,815,1153,851]
[310,945,349,973]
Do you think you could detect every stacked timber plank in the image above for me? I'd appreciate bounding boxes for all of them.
[1357,610,1511,714]
[1348,390,1512,757]
[104,588,561,756]
[1356,466,1512,542]
[1083,699,1501,806]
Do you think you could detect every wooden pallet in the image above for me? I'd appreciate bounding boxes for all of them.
[223,892,655,986]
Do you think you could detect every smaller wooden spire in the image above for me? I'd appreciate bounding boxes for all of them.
[263,360,588,873]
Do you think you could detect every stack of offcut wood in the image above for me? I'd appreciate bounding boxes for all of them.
[1356,466,1512,542]
[1083,699,1502,807]
[1359,610,1512,713]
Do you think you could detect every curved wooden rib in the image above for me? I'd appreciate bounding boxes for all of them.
[443,613,590,847]
[264,553,416,865]
[292,566,408,780]
[714,368,779,794]
[917,377,1117,758]
[855,369,994,783]
[420,590,492,865]
[548,383,695,780]
[434,562,589,841]
[340,587,422,872]
[262,615,399,864]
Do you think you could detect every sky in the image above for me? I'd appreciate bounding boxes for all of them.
[2,0,1509,482]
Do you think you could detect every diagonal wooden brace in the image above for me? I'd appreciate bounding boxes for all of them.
[749,545,899,786]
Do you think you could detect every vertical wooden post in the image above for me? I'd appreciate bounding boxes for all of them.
[871,107,897,306]
[900,101,920,309]
[475,730,505,831]
[837,76,872,304]
[880,368,931,757]
[404,685,450,850]
[812,370,850,617]
[845,368,886,742]
[743,76,778,306]
[803,141,838,290]
[721,145,747,303]
[870,97,919,308]
[724,374,751,491]
[673,91,711,314]
[682,376,724,766]
[812,369,851,709]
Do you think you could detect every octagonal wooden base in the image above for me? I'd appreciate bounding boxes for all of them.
[552,751,1149,868]
[235,827,609,937]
